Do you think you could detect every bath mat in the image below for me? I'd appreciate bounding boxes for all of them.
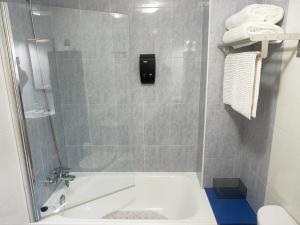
[103,210,167,220]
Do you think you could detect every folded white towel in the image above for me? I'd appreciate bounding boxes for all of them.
[223,22,284,48]
[226,4,284,30]
[223,52,262,119]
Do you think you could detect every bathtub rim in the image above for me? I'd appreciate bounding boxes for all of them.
[36,172,217,225]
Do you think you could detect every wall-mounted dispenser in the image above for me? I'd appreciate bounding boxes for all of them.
[140,54,155,84]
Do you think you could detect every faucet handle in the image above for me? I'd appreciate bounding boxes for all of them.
[45,168,60,185]
[60,167,72,177]
[52,167,71,177]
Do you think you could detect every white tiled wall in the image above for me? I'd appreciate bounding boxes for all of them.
[0,15,29,225]
[265,0,300,223]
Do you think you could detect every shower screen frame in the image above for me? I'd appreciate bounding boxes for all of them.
[0,1,40,222]
[0,1,136,221]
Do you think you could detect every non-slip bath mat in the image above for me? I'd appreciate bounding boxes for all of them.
[103,210,167,220]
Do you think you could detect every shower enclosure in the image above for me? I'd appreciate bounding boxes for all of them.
[0,0,209,222]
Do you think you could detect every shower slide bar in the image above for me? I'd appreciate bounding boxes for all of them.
[218,33,300,59]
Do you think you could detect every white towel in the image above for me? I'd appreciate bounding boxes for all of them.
[223,52,262,119]
[225,4,284,30]
[223,22,284,48]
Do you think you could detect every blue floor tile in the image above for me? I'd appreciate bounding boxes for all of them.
[205,188,257,225]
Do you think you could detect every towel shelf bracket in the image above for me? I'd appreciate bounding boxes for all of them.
[218,33,300,59]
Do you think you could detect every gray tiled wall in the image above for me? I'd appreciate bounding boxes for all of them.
[204,0,289,212]
[203,0,248,187]
[32,0,209,173]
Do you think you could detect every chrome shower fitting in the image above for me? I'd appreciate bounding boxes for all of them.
[59,194,66,206]
[45,167,75,187]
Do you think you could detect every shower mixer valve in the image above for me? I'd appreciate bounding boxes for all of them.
[45,167,76,187]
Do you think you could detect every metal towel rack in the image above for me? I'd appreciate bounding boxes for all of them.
[218,33,300,59]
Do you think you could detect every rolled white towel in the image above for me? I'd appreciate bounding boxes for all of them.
[223,22,284,48]
[226,4,284,30]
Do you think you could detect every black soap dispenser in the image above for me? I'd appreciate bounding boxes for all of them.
[140,54,155,84]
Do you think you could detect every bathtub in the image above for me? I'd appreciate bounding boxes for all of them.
[37,173,217,225]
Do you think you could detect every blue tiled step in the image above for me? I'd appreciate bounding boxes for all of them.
[205,188,257,225]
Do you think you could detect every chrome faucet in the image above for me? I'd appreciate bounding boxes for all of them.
[60,168,75,187]
[45,167,75,187]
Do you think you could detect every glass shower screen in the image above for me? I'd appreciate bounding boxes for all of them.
[4,0,134,219]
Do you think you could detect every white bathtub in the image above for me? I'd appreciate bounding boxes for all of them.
[37,173,217,225]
